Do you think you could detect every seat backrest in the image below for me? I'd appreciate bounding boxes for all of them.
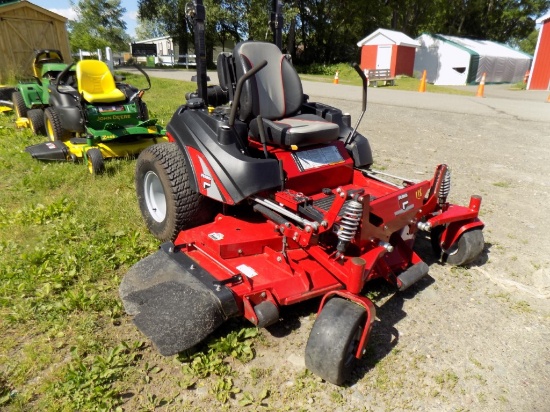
[76,60,117,97]
[233,41,303,123]
[33,50,64,77]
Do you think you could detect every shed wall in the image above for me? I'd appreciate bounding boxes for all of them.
[529,20,550,90]
[0,3,70,82]
[392,45,415,77]
[360,46,378,71]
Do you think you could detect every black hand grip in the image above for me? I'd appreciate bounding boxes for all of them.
[229,60,268,127]
[353,63,367,112]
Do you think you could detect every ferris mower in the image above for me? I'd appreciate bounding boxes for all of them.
[119,0,485,385]
[25,59,167,174]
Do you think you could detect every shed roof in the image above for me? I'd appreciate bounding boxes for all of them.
[536,10,550,23]
[357,28,420,48]
[437,34,532,59]
[0,0,67,22]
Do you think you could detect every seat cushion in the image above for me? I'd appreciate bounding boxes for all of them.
[250,114,339,147]
[81,89,126,104]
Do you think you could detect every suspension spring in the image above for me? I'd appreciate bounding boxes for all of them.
[337,200,363,248]
[438,168,451,205]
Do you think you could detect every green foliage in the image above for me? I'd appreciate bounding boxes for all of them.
[52,341,143,411]
[138,0,549,64]
[0,371,14,406]
[69,0,131,52]
[0,75,195,410]
[134,17,167,41]
[179,327,258,387]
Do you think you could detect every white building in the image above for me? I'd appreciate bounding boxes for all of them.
[414,34,532,85]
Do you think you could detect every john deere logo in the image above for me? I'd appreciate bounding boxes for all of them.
[97,114,131,121]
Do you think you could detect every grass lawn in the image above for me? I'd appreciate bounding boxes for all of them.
[0,74,198,411]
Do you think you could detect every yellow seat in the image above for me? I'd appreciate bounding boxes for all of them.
[76,60,126,103]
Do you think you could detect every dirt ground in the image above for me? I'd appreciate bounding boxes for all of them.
[120,84,550,411]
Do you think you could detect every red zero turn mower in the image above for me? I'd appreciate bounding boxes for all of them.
[120,1,484,386]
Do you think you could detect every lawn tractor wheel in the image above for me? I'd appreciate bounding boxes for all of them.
[27,109,45,135]
[305,298,367,385]
[86,148,105,174]
[135,143,218,242]
[431,227,484,266]
[44,107,68,141]
[12,91,27,118]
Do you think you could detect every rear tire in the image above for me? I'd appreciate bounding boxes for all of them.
[86,148,105,175]
[27,109,45,135]
[135,143,217,242]
[44,107,68,141]
[305,298,366,385]
[431,227,484,266]
[12,91,27,118]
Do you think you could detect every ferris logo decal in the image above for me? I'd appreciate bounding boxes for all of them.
[416,188,423,199]
[200,173,211,189]
[395,193,414,215]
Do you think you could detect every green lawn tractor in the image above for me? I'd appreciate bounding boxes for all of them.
[25,59,167,174]
[12,50,70,134]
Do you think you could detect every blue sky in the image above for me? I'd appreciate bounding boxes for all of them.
[32,0,139,38]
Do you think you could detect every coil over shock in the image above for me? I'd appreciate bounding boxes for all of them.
[439,168,451,206]
[336,199,363,256]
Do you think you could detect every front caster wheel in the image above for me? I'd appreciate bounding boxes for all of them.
[305,298,366,385]
[86,148,105,174]
[135,143,217,242]
[431,227,484,266]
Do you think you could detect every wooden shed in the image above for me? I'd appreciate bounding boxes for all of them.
[0,0,70,82]
[527,11,550,90]
[357,28,420,77]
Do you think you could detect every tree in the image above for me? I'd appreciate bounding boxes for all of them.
[69,0,131,53]
[513,29,539,55]
[135,18,167,41]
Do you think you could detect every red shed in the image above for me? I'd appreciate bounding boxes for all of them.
[528,11,550,90]
[357,28,420,77]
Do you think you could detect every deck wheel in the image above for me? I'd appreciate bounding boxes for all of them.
[431,227,484,266]
[305,298,366,385]
[86,148,105,175]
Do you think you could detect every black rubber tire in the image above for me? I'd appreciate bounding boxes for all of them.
[431,227,484,266]
[86,148,105,175]
[44,107,68,141]
[27,109,45,135]
[305,298,366,385]
[135,142,218,242]
[12,91,27,118]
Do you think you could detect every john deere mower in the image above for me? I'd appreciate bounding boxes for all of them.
[119,1,485,385]
[12,49,70,134]
[25,59,167,174]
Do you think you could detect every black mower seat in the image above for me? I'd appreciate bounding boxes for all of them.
[233,41,339,147]
[76,60,126,104]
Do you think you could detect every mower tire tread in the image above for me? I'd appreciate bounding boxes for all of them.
[44,107,68,141]
[86,148,105,174]
[432,227,484,266]
[27,109,45,135]
[305,298,366,385]
[12,91,27,118]
[136,143,217,242]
